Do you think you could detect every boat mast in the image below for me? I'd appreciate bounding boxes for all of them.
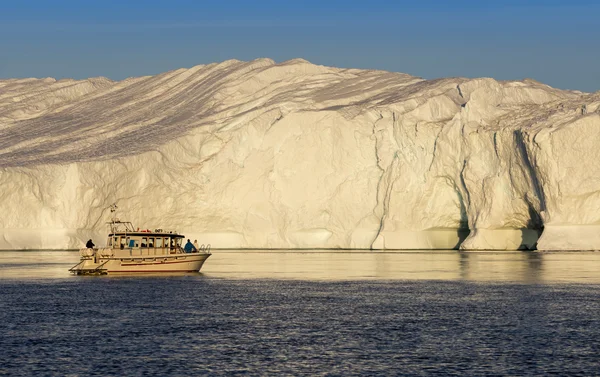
[107,203,135,234]
[109,203,120,234]
[110,203,118,222]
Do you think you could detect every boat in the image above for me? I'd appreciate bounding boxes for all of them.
[69,205,211,275]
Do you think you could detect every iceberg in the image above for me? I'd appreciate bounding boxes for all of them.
[1,58,599,250]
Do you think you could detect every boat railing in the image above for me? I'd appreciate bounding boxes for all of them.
[69,260,86,272]
[108,220,136,234]
[125,247,186,256]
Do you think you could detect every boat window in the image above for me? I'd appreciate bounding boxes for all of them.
[176,238,182,247]
[120,237,126,249]
[149,238,154,248]
[114,237,118,246]
[155,238,163,248]
[141,237,147,248]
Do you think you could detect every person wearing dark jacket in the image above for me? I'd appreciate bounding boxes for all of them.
[183,239,197,253]
[86,239,95,249]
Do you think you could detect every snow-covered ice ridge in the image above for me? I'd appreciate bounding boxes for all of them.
[1,58,599,250]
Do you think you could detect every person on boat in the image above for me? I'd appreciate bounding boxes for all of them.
[86,239,95,249]
[193,239,200,251]
[184,239,197,253]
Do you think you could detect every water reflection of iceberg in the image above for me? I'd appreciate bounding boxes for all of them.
[200,250,600,283]
[1,250,599,283]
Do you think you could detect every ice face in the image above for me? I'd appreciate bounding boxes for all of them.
[1,59,599,250]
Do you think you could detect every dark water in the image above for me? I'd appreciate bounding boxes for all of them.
[1,251,600,376]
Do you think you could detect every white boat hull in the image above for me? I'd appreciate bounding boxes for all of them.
[71,252,210,275]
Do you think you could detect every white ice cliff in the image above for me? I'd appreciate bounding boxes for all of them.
[1,58,599,250]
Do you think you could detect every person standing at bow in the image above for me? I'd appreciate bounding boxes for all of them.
[184,239,197,253]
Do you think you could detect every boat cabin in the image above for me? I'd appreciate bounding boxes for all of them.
[106,220,185,255]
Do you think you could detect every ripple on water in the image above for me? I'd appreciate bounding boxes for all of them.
[1,251,600,375]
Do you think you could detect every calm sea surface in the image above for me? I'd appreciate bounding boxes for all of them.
[1,250,600,376]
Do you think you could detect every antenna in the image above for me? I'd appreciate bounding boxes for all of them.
[106,203,134,233]
[109,203,118,223]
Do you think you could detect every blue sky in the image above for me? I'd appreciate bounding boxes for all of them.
[1,0,599,92]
